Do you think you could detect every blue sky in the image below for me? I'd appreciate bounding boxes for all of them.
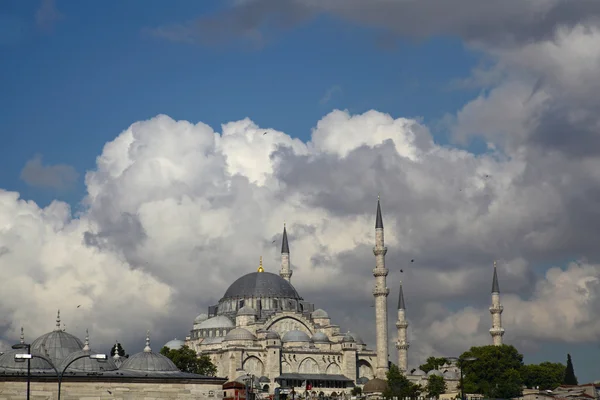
[2,0,597,384]
[0,0,480,208]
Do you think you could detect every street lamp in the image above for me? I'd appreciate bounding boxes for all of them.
[15,352,107,400]
[12,343,31,400]
[446,357,477,400]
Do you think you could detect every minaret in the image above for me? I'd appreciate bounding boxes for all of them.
[395,282,409,373]
[489,261,505,346]
[279,223,292,282]
[373,196,390,379]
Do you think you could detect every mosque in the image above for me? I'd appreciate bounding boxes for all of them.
[183,199,506,396]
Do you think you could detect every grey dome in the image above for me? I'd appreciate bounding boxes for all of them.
[342,332,355,343]
[30,330,84,365]
[348,332,364,345]
[194,314,208,324]
[443,370,459,379]
[224,328,256,342]
[237,305,257,316]
[412,369,426,376]
[197,315,234,330]
[0,349,54,372]
[120,352,179,372]
[164,339,185,350]
[363,378,388,393]
[427,369,443,377]
[60,349,117,372]
[223,272,301,300]
[311,332,330,343]
[282,330,311,343]
[312,309,329,318]
[265,331,280,340]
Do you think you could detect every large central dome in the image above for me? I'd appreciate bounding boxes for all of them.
[222,272,301,300]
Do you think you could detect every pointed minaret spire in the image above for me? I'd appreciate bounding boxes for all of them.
[489,261,505,346]
[144,330,152,352]
[20,327,25,344]
[396,281,409,373]
[83,329,90,351]
[55,310,61,331]
[279,223,293,282]
[372,195,390,379]
[113,340,121,360]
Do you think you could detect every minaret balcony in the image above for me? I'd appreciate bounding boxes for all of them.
[373,246,388,256]
[396,343,410,350]
[372,268,389,277]
[373,287,390,297]
[489,305,504,313]
[396,321,408,329]
[489,327,505,335]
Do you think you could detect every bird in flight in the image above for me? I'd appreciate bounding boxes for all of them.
[77,305,81,308]
[263,132,268,135]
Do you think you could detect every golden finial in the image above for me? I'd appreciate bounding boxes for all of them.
[493,260,497,268]
[378,192,380,200]
[257,256,264,273]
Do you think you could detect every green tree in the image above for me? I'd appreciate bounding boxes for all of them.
[562,354,578,385]
[351,387,362,396]
[521,362,565,390]
[425,375,447,399]
[384,363,421,399]
[160,345,217,376]
[110,342,129,358]
[459,344,524,398]
[419,357,449,373]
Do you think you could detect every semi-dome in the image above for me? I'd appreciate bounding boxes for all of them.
[222,272,301,300]
[223,328,256,342]
[348,332,364,345]
[30,311,84,364]
[282,330,311,343]
[342,332,355,343]
[237,305,257,316]
[427,369,443,377]
[311,309,329,318]
[311,332,330,343]
[197,315,235,330]
[265,331,280,340]
[120,333,179,372]
[164,339,185,350]
[194,314,208,324]
[60,332,117,372]
[363,378,388,393]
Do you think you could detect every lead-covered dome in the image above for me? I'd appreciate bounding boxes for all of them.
[311,332,330,343]
[197,315,235,330]
[164,339,185,350]
[60,332,117,372]
[282,330,311,343]
[120,333,179,372]
[223,272,301,300]
[224,328,256,342]
[30,311,84,364]
[0,349,54,372]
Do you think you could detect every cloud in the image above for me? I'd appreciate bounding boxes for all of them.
[319,85,342,105]
[147,0,600,48]
[35,0,64,33]
[2,105,600,367]
[20,154,79,191]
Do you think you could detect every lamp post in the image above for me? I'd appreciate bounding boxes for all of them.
[11,343,31,400]
[446,357,477,400]
[15,352,106,400]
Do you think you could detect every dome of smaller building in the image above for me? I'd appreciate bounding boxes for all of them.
[60,332,117,373]
[223,328,257,342]
[342,332,355,343]
[363,378,389,393]
[282,330,312,343]
[0,349,54,372]
[194,314,209,324]
[164,338,185,350]
[348,332,364,345]
[197,315,235,330]
[265,331,280,340]
[443,370,459,380]
[427,369,443,377]
[412,369,426,376]
[30,311,84,364]
[120,332,179,372]
[311,309,329,318]
[237,305,257,316]
[311,332,330,343]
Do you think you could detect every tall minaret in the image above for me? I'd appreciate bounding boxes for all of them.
[280,223,292,282]
[373,196,390,379]
[489,261,505,346]
[395,282,409,373]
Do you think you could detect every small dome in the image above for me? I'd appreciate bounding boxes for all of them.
[312,309,329,318]
[61,349,117,372]
[311,332,330,343]
[164,339,185,350]
[197,315,235,330]
[265,331,280,340]
[120,352,179,372]
[412,369,426,376]
[282,330,311,343]
[443,370,459,379]
[224,328,257,342]
[259,376,270,383]
[237,305,257,316]
[427,369,443,377]
[0,349,54,372]
[30,311,84,365]
[348,332,364,345]
[342,332,355,343]
[194,314,209,324]
[363,378,388,393]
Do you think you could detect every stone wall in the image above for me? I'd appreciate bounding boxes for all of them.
[0,378,225,400]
